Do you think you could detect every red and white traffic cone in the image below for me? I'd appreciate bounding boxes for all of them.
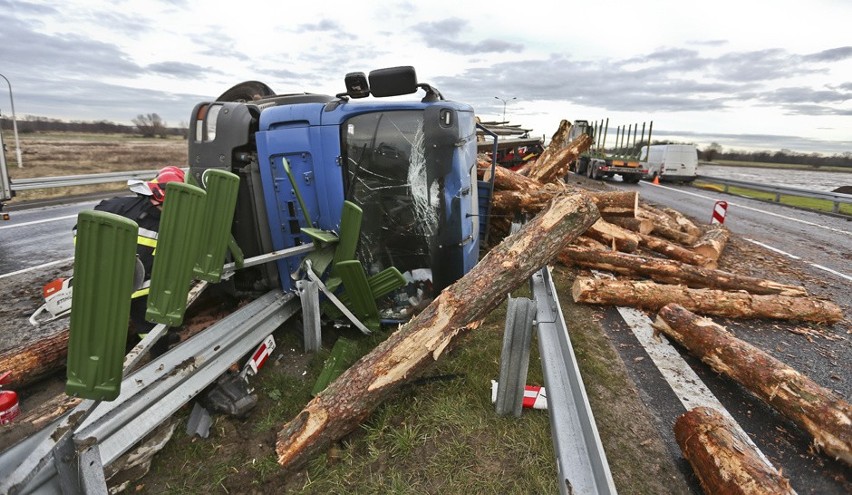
[0,371,20,425]
[711,200,728,224]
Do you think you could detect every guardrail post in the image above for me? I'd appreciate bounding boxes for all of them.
[297,279,322,352]
[495,296,536,417]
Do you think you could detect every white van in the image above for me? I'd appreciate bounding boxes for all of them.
[639,144,698,182]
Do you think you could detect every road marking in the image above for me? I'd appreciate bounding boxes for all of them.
[643,182,852,237]
[0,214,78,230]
[0,257,74,280]
[745,238,852,283]
[616,305,774,465]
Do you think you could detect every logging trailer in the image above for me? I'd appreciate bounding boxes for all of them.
[571,119,652,183]
[0,66,613,495]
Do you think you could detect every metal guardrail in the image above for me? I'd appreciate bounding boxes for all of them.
[694,175,852,214]
[495,258,616,493]
[12,169,160,191]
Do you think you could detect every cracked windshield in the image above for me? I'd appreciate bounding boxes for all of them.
[342,110,441,319]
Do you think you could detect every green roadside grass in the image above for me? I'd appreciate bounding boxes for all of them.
[140,269,689,494]
[693,180,852,216]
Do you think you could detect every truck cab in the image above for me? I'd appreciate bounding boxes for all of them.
[187,67,481,316]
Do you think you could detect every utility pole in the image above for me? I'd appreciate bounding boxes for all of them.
[493,96,516,123]
[0,73,23,168]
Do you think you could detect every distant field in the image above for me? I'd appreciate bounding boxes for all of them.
[6,132,187,202]
[703,159,852,173]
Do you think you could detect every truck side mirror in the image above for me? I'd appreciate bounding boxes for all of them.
[368,66,418,97]
[344,72,370,99]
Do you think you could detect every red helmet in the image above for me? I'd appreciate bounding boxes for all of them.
[148,167,185,203]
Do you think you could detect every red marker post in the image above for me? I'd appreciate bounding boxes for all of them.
[711,200,728,224]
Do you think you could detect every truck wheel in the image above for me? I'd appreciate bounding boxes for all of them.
[623,175,641,184]
[587,164,597,180]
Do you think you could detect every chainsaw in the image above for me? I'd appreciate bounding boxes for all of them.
[29,258,147,326]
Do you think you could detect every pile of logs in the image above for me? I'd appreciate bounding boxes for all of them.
[474,121,850,491]
[478,122,842,324]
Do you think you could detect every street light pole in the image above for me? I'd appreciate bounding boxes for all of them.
[493,96,516,123]
[0,73,23,168]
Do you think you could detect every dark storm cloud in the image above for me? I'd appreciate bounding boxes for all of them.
[763,86,852,104]
[412,18,524,54]
[0,0,59,17]
[296,20,344,32]
[434,44,850,120]
[0,12,142,79]
[654,129,852,154]
[188,31,250,60]
[804,46,852,62]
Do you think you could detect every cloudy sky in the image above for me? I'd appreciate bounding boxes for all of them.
[1,0,851,155]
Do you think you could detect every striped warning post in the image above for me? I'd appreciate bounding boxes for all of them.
[711,200,728,224]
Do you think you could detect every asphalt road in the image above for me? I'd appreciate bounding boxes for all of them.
[0,201,94,278]
[592,176,851,494]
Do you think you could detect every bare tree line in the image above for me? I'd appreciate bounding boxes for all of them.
[0,114,187,138]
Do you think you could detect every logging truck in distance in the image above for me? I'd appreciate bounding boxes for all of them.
[570,119,652,183]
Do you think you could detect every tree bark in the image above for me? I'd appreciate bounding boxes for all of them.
[528,133,594,184]
[584,218,641,252]
[514,119,571,176]
[559,246,807,296]
[0,329,69,389]
[479,162,544,191]
[693,224,730,261]
[606,216,654,235]
[674,407,795,495]
[660,206,703,240]
[572,278,840,323]
[276,194,601,470]
[657,304,852,465]
[638,206,700,246]
[492,188,637,218]
[638,233,717,269]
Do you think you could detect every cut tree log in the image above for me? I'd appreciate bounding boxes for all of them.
[674,407,795,495]
[638,233,717,269]
[606,216,654,235]
[275,194,601,470]
[0,329,69,389]
[584,218,641,252]
[527,133,594,184]
[656,304,852,465]
[574,236,610,250]
[559,246,808,296]
[572,278,840,323]
[492,188,638,218]
[514,119,571,176]
[693,224,730,262]
[660,206,703,240]
[638,206,700,246]
[479,161,544,191]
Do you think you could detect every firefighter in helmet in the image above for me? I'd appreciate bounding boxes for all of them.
[85,166,186,346]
